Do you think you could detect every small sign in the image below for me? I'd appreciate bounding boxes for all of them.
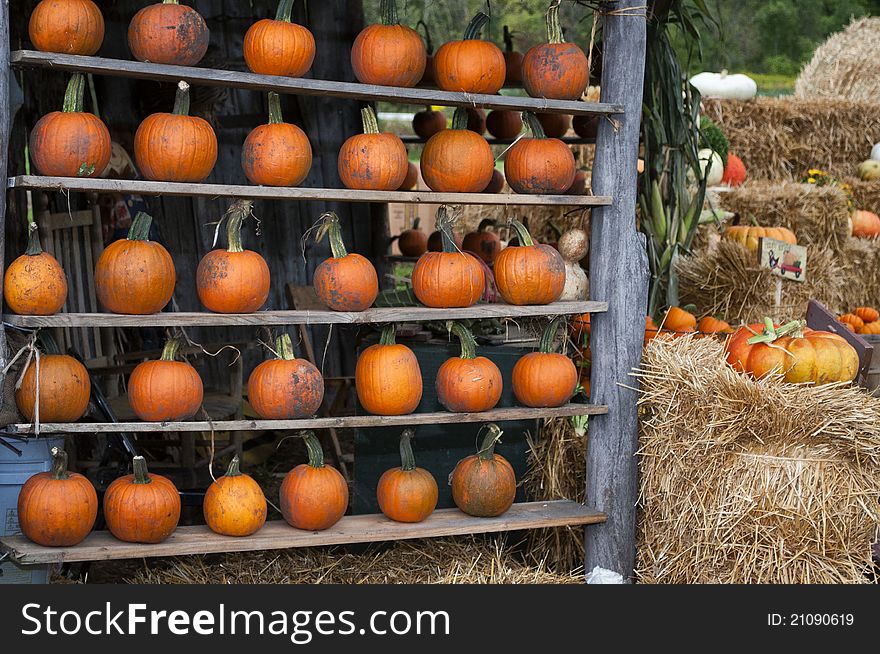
[758,237,807,282]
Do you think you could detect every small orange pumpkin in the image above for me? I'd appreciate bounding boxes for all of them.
[512,317,578,407]
[502,25,523,86]
[395,217,428,257]
[338,106,408,191]
[851,210,880,238]
[3,222,68,315]
[505,112,576,194]
[644,315,660,345]
[356,324,423,415]
[663,306,697,332]
[128,0,209,66]
[854,307,879,323]
[16,348,91,423]
[412,108,446,139]
[243,0,315,77]
[566,169,587,195]
[494,219,565,305]
[280,431,348,530]
[450,423,516,517]
[242,92,312,187]
[351,0,425,88]
[203,455,267,537]
[462,218,502,264]
[486,109,523,139]
[697,316,734,333]
[29,0,104,55]
[570,312,591,341]
[313,212,378,311]
[128,336,204,422]
[436,321,502,413]
[434,11,505,94]
[247,334,324,419]
[521,1,589,100]
[420,107,494,193]
[398,162,419,190]
[857,321,880,335]
[377,429,438,523]
[838,314,864,331]
[104,456,181,543]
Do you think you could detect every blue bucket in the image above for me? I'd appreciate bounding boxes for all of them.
[0,437,64,584]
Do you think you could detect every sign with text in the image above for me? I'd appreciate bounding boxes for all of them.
[758,237,807,282]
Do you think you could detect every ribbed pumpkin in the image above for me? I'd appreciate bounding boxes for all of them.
[664,306,697,332]
[247,334,324,419]
[396,217,428,257]
[338,106,408,191]
[351,0,425,88]
[723,225,797,253]
[436,322,502,413]
[505,112,576,194]
[522,1,589,100]
[486,109,523,139]
[450,423,516,518]
[29,0,104,55]
[858,321,880,335]
[203,455,267,537]
[17,448,97,547]
[482,168,505,193]
[851,210,880,238]
[725,318,859,385]
[128,336,204,422]
[128,0,209,66]
[280,431,348,530]
[420,107,494,193]
[465,107,487,135]
[398,162,419,190]
[313,211,378,311]
[536,112,571,138]
[29,73,111,178]
[3,222,68,315]
[95,212,176,315]
[242,92,312,187]
[434,11,505,94]
[377,429,438,523]
[135,81,218,182]
[412,206,484,308]
[356,324,422,415]
[511,317,578,407]
[494,219,565,305]
[196,200,270,313]
[838,313,864,331]
[855,307,879,323]
[243,0,315,77]
[104,456,180,544]
[502,25,523,86]
[412,108,446,139]
[698,316,734,333]
[572,114,598,139]
[16,349,91,423]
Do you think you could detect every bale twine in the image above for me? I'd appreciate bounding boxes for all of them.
[635,335,880,584]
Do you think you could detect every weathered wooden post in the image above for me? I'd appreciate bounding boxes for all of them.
[586,0,649,579]
[0,0,11,374]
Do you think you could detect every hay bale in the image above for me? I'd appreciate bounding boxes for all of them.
[795,17,880,103]
[703,97,880,182]
[677,239,846,323]
[848,179,880,213]
[635,336,880,584]
[838,236,880,310]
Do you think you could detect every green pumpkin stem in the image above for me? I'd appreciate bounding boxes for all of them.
[399,428,417,471]
[546,0,565,44]
[476,423,503,461]
[436,205,458,253]
[301,430,325,468]
[267,92,285,125]
[522,111,547,139]
[160,336,185,361]
[275,0,294,22]
[503,25,514,52]
[132,456,152,485]
[463,11,490,40]
[62,73,86,113]
[225,199,253,253]
[447,321,477,360]
[318,212,349,259]
[225,455,243,478]
[25,222,43,256]
[416,20,433,55]
[275,333,296,360]
[50,447,70,481]
[451,107,470,130]
[379,324,396,345]
[508,218,534,247]
[539,317,565,353]
[172,81,191,116]
[127,212,153,241]
[163,0,180,4]
[379,0,398,25]
[746,318,804,345]
[361,106,380,134]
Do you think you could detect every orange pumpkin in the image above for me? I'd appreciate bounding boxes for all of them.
[17,447,97,547]
[644,315,660,345]
[420,107,494,193]
[3,222,68,315]
[280,431,348,530]
[313,212,379,312]
[536,112,572,138]
[570,312,591,341]
[128,336,204,422]
[356,324,423,415]
[128,0,209,66]
[412,108,446,139]
[247,334,324,419]
[450,423,516,517]
[486,109,523,139]
[135,81,218,182]
[377,428,438,523]
[698,316,734,333]
[502,25,523,86]
[482,168,506,193]
[197,200,270,313]
[663,306,697,332]
[29,73,111,178]
[95,212,176,314]
[338,106,408,191]
[505,112,576,194]
[857,321,880,335]
[398,162,419,190]
[838,313,864,331]
[436,322,502,413]
[462,218,501,264]
[851,210,880,238]
[203,455,267,537]
[242,92,312,187]
[854,307,879,323]
[243,0,315,77]
[104,456,180,543]
[521,1,589,100]
[572,114,598,139]
[16,352,91,423]
[512,317,578,407]
[351,0,425,88]
[565,169,587,195]
[29,0,104,55]
[723,225,797,253]
[465,107,487,135]
[396,217,428,257]
[494,219,565,305]
[725,319,859,385]
[433,11,505,94]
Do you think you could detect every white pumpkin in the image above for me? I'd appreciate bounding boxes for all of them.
[559,262,588,301]
[871,142,880,162]
[698,148,724,186]
[858,159,880,181]
[689,70,757,100]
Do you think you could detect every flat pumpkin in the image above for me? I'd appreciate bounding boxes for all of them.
[436,322,502,413]
[356,324,422,415]
[104,456,180,543]
[29,0,104,55]
[3,222,68,316]
[450,423,516,517]
[242,92,312,187]
[338,106,408,191]
[128,0,209,66]
[280,431,348,530]
[128,336,204,422]
[243,0,315,78]
[247,334,324,419]
[723,225,797,253]
[203,455,267,537]
[377,429,438,523]
[313,211,378,311]
[494,219,565,305]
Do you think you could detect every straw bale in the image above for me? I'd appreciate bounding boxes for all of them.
[634,335,880,584]
[838,236,880,310]
[847,179,880,213]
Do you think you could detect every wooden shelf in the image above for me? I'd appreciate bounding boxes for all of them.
[6,403,606,435]
[11,50,623,117]
[0,500,605,564]
[399,135,595,145]
[8,175,609,207]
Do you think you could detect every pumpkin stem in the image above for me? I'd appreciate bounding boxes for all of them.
[746,319,804,345]
[224,454,243,478]
[172,81,191,116]
[447,321,478,360]
[379,324,396,345]
[25,221,43,256]
[317,212,349,259]
[225,199,253,253]
[301,430,325,468]
[451,107,470,130]
[463,11,490,40]
[437,205,458,253]
[132,456,152,485]
[275,0,294,22]
[379,0,399,25]
[360,106,380,134]
[160,336,185,361]
[62,73,85,113]
[275,333,296,360]
[539,317,565,353]
[522,111,547,139]
[545,0,565,44]
[127,212,153,242]
[476,423,503,461]
[163,0,180,4]
[399,428,417,471]
[416,20,433,55]
[50,447,70,481]
[503,25,514,52]
[267,92,285,125]
[508,218,534,247]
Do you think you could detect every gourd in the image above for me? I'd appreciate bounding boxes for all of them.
[247,334,324,419]
[511,317,578,407]
[502,25,523,86]
[504,112,576,194]
[280,431,348,530]
[436,321,502,413]
[462,219,501,264]
[351,0,425,88]
[313,212,378,311]
[850,210,880,238]
[128,336,204,422]
[16,343,91,423]
[197,200,270,313]
[449,423,516,517]
[420,107,494,193]
[872,143,880,162]
[243,0,315,77]
[521,1,589,100]
[395,217,428,257]
[203,455,267,537]
[104,456,181,544]
[3,221,68,315]
[663,306,697,332]
[689,70,757,100]
[412,108,446,139]
[433,11,505,94]
[557,228,588,301]
[854,307,879,323]
[698,148,724,186]
[494,219,565,305]
[355,324,422,415]
[94,212,176,315]
[338,106,408,191]
[858,159,880,181]
[723,225,797,253]
[17,448,97,547]
[376,429,438,523]
[242,92,312,187]
[128,0,209,67]
[721,153,747,186]
[29,0,104,55]
[486,110,523,139]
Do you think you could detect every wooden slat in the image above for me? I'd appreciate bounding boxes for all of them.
[7,176,612,207]
[399,135,596,145]
[0,500,606,564]
[8,403,606,435]
[10,50,624,117]
[2,300,607,328]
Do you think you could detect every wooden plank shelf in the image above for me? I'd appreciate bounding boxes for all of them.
[0,500,605,564]
[7,403,606,435]
[7,175,610,207]
[2,300,606,328]
[11,50,623,117]
[399,135,596,145]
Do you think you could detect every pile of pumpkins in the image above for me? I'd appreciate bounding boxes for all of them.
[838,306,880,335]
